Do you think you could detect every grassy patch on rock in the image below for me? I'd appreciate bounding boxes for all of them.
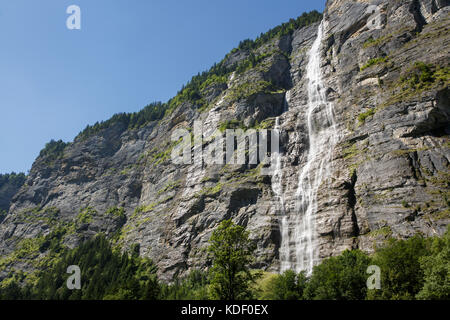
[360,57,389,72]
[383,62,450,106]
[357,108,376,124]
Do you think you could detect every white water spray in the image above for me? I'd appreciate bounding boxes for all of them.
[272,91,290,213]
[272,91,291,272]
[279,21,338,275]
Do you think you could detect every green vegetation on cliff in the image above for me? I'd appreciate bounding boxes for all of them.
[39,139,69,162]
[384,61,450,106]
[357,108,376,124]
[75,101,168,141]
[233,10,322,52]
[400,61,450,91]
[360,56,388,71]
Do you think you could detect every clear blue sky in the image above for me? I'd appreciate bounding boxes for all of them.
[0,0,325,174]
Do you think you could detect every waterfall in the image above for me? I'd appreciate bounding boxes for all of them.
[279,21,338,275]
[272,90,290,211]
[272,91,290,272]
[272,116,285,211]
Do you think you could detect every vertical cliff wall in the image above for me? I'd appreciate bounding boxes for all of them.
[0,0,448,282]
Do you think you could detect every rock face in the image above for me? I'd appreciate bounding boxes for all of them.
[1,0,449,282]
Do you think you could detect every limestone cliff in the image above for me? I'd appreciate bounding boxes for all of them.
[1,0,449,282]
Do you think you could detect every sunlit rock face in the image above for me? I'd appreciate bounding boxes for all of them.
[1,0,448,282]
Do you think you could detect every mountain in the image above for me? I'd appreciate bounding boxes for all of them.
[0,0,449,284]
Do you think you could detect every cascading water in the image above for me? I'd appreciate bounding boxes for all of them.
[272,91,291,272]
[272,90,290,211]
[278,21,339,275]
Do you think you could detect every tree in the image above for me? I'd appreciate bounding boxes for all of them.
[416,227,450,300]
[261,270,308,300]
[304,250,371,300]
[0,235,161,300]
[39,140,68,161]
[0,280,22,300]
[160,270,209,300]
[0,172,26,188]
[208,219,257,300]
[367,235,430,300]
